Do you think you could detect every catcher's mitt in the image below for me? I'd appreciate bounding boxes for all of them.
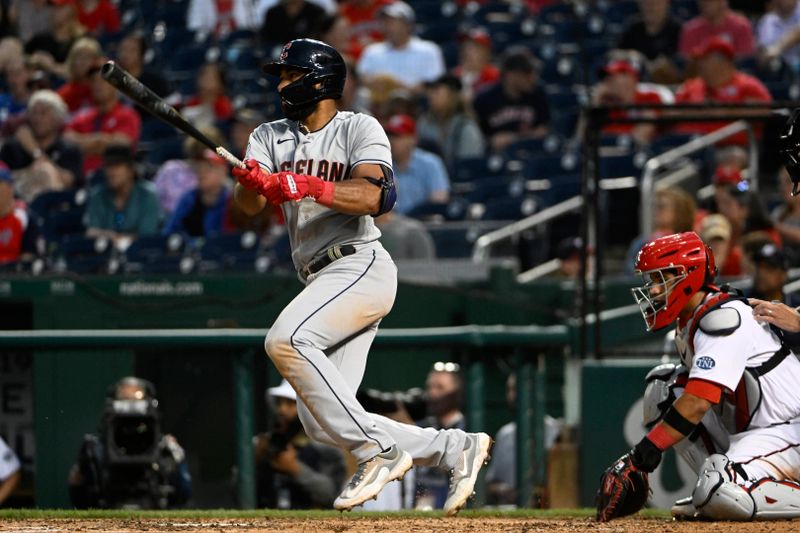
[595,453,650,522]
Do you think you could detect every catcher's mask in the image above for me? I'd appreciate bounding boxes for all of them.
[779,108,800,196]
[263,39,346,121]
[631,232,716,331]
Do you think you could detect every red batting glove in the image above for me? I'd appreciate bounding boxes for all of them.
[232,159,279,200]
[275,171,335,207]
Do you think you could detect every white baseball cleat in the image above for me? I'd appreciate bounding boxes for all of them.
[333,445,413,511]
[443,432,493,516]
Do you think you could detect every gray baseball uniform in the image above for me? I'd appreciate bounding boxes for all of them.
[247,111,466,466]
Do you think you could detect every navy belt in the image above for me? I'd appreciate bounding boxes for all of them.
[303,245,356,276]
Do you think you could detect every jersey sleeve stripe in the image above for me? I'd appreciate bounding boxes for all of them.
[685,377,724,404]
[352,158,392,169]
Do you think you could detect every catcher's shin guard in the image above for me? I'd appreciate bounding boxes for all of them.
[749,479,800,519]
[692,454,755,520]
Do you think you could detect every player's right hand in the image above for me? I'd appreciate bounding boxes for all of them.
[232,159,282,204]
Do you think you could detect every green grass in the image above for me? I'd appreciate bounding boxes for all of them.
[0,508,671,520]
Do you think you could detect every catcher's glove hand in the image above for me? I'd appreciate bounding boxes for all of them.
[595,452,650,522]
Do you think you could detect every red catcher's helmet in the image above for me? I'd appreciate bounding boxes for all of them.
[631,232,716,331]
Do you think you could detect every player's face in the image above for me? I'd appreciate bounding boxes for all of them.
[277,68,306,92]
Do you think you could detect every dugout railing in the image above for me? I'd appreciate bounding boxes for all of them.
[0,324,569,510]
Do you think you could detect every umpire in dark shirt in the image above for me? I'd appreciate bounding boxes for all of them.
[472,46,550,153]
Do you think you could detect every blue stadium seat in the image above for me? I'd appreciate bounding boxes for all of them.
[503,135,562,160]
[144,137,185,167]
[168,44,212,77]
[407,197,469,221]
[671,0,699,21]
[482,195,539,221]
[451,156,508,183]
[124,234,186,266]
[198,232,260,272]
[419,19,461,44]
[41,208,86,244]
[29,190,80,218]
[525,152,581,179]
[599,153,642,179]
[463,176,526,203]
[57,235,113,274]
[427,226,477,258]
[650,133,696,156]
[550,110,580,139]
[537,2,576,24]
[601,0,639,24]
[539,55,581,87]
[537,173,582,206]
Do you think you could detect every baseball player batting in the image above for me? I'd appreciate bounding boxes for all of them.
[231,38,492,514]
[596,231,800,521]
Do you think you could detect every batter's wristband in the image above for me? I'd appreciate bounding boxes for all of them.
[316,180,335,207]
[645,423,680,451]
[662,406,698,436]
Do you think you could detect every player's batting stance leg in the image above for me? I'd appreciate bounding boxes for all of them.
[231,38,491,515]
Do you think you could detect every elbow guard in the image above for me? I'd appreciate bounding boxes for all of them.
[363,165,397,216]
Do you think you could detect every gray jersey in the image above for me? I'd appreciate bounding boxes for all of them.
[245,111,392,270]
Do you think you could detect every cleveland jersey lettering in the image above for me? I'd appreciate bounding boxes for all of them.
[245,111,391,270]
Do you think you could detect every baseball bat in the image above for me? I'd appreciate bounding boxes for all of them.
[100,61,245,168]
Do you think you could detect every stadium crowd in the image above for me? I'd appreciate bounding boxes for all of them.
[0,0,796,281]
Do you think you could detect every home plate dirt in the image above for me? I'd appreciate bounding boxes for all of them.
[1,517,798,533]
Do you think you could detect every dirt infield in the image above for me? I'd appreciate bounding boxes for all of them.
[1,516,798,533]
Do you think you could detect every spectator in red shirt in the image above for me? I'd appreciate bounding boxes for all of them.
[0,162,39,265]
[182,62,233,129]
[592,56,674,145]
[452,28,500,102]
[56,36,102,114]
[75,0,120,38]
[340,0,392,60]
[65,60,141,176]
[674,37,771,144]
[678,0,755,59]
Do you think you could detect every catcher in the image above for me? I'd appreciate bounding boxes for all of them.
[596,231,800,521]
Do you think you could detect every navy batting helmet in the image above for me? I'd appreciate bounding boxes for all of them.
[263,39,346,118]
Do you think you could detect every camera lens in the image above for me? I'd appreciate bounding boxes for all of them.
[112,416,155,456]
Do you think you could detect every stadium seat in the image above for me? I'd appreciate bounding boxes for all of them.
[482,195,539,221]
[427,225,480,258]
[463,176,526,203]
[537,2,575,24]
[599,153,643,179]
[29,190,81,218]
[41,208,86,244]
[144,137,185,167]
[407,197,469,221]
[451,156,508,183]
[503,135,562,160]
[550,110,580,139]
[198,232,260,272]
[124,234,186,265]
[56,234,113,274]
[537,173,582,206]
[524,152,581,179]
[419,19,461,44]
[601,0,639,24]
[539,54,581,87]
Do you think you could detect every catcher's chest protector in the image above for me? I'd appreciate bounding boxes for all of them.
[676,291,790,434]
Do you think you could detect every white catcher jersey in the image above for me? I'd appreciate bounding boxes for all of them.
[675,297,800,429]
[245,111,392,270]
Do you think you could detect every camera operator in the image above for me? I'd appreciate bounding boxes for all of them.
[415,361,465,510]
[67,376,191,509]
[253,380,346,509]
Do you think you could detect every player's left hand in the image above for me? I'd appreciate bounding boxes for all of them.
[273,171,326,202]
[595,452,650,522]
